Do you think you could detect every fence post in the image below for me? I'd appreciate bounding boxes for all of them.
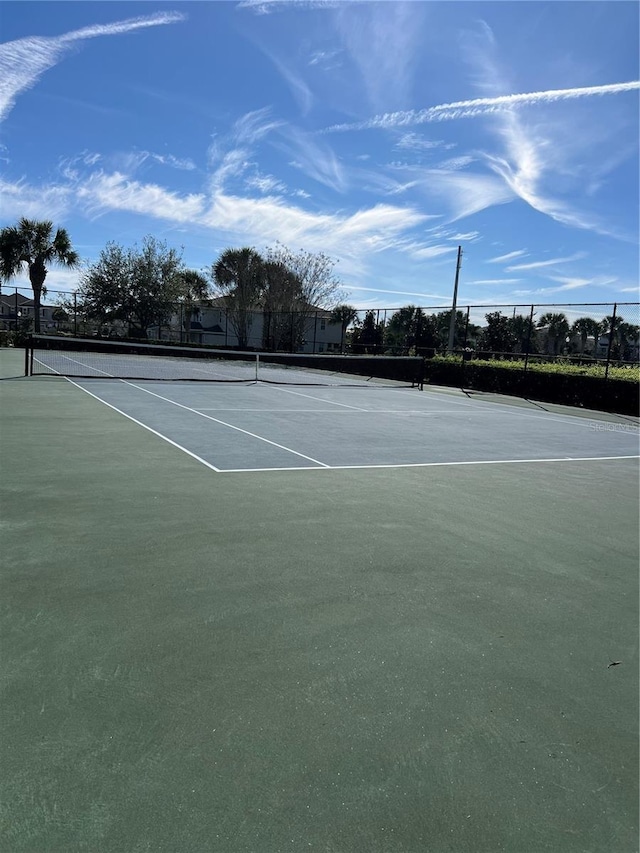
[462,306,470,350]
[312,311,318,354]
[605,303,617,380]
[523,305,535,374]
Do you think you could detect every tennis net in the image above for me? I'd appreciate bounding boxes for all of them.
[26,336,424,388]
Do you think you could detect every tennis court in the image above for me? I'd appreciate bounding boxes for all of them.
[1,343,638,852]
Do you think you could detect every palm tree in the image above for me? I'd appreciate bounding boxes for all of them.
[615,321,639,362]
[601,315,624,360]
[261,260,304,351]
[213,248,264,348]
[0,218,79,334]
[330,304,358,353]
[571,317,601,355]
[510,314,537,354]
[176,269,210,343]
[538,312,570,356]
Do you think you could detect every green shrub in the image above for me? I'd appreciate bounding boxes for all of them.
[425,357,639,415]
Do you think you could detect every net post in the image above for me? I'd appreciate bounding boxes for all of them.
[24,337,30,376]
[255,352,259,382]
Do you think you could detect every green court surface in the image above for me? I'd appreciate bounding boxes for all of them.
[1,348,638,852]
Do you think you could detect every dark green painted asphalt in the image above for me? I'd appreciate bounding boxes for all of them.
[1,350,638,852]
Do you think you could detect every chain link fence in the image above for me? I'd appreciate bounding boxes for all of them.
[1,286,638,374]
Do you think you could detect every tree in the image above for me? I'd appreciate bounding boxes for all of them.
[213,248,264,348]
[51,306,69,327]
[0,218,79,333]
[432,309,471,352]
[510,313,537,354]
[479,312,517,354]
[261,260,305,351]
[176,269,211,342]
[612,320,639,361]
[264,244,345,338]
[538,312,570,355]
[351,310,384,354]
[598,314,640,360]
[330,304,358,353]
[77,236,183,338]
[385,305,423,354]
[571,317,600,355]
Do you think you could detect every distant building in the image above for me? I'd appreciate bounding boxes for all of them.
[151,299,344,353]
[0,292,59,331]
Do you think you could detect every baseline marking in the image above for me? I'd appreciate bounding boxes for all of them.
[218,454,640,473]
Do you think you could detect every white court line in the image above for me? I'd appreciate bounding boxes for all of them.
[270,383,638,433]
[123,381,331,468]
[266,384,369,410]
[414,385,640,430]
[193,408,467,414]
[63,379,222,472]
[37,355,638,475]
[48,356,328,470]
[218,455,640,473]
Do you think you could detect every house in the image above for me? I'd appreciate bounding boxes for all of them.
[153,299,344,354]
[0,292,59,331]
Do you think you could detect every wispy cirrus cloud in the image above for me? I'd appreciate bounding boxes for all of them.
[8,161,429,266]
[347,284,449,301]
[148,153,196,171]
[237,0,340,14]
[274,125,347,192]
[0,11,185,123]
[334,2,427,112]
[469,278,522,285]
[488,249,527,263]
[208,108,284,192]
[512,276,608,296]
[395,133,454,152]
[255,44,313,114]
[323,81,640,133]
[506,253,585,272]
[245,173,287,194]
[308,48,342,70]
[76,171,206,222]
[408,167,514,221]
[0,176,72,220]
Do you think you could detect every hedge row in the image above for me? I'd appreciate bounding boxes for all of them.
[425,358,639,416]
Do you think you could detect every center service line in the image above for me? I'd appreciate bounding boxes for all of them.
[123,381,331,468]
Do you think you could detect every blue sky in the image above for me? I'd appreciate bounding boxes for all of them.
[1,1,638,310]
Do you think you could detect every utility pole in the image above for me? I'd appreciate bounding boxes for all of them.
[447,245,463,354]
